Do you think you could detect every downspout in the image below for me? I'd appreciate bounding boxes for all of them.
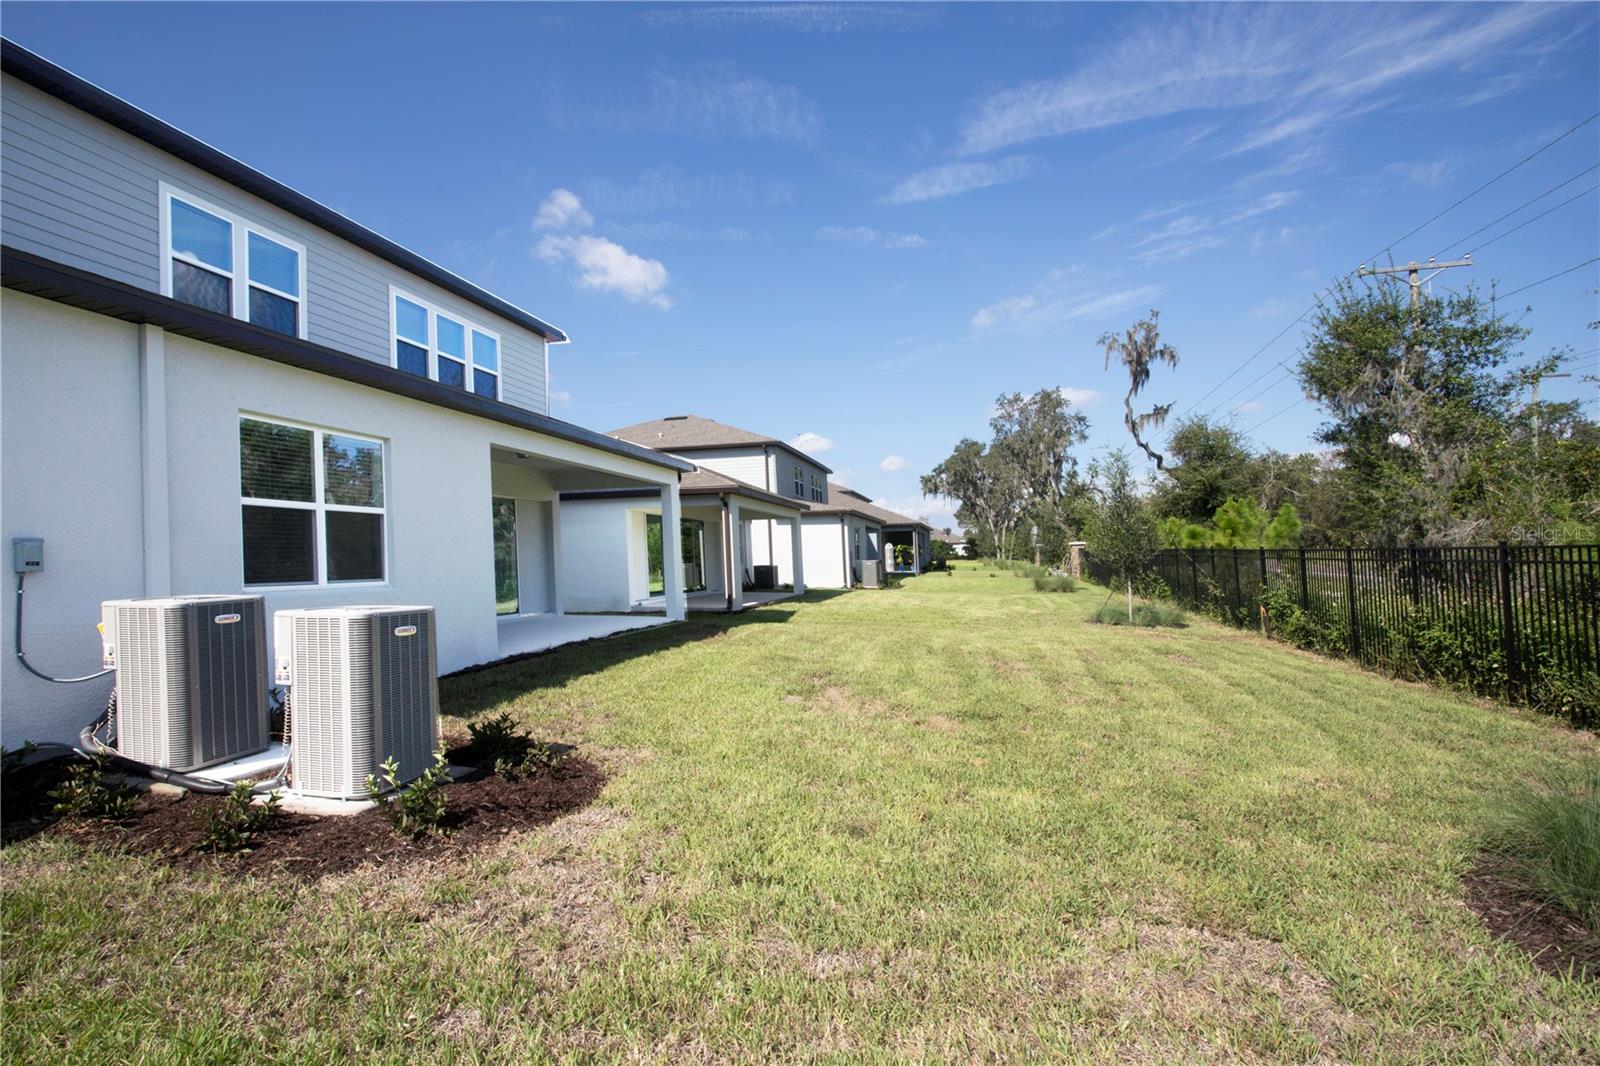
[721,494,734,612]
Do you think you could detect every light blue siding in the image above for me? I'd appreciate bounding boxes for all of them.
[1,75,549,413]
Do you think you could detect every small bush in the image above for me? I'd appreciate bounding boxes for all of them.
[367,752,451,839]
[49,754,135,821]
[199,780,282,852]
[1032,575,1077,593]
[1482,762,1600,933]
[468,713,568,781]
[1089,601,1187,628]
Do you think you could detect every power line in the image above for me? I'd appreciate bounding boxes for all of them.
[1498,257,1600,300]
[1462,184,1599,257]
[1429,163,1599,259]
[1179,112,1600,419]
[1203,359,1295,420]
[1371,111,1599,257]
[1242,397,1308,435]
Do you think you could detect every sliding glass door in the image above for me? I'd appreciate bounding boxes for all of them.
[492,497,518,615]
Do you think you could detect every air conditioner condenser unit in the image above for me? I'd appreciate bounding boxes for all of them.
[100,595,269,772]
[273,606,440,800]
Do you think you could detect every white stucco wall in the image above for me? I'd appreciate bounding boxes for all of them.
[1,292,676,745]
[1,294,144,746]
[800,516,849,589]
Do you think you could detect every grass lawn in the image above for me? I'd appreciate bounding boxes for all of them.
[5,565,1598,1062]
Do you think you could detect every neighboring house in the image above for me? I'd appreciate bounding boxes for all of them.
[561,415,831,608]
[0,40,695,746]
[932,528,968,558]
[820,485,933,575]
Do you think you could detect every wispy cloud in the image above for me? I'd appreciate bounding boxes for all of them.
[956,5,1570,156]
[971,279,1162,335]
[638,4,939,33]
[817,225,929,249]
[535,235,672,309]
[551,62,822,144]
[790,431,835,454]
[1109,190,1297,264]
[879,454,908,471]
[608,220,754,243]
[882,156,1033,204]
[970,296,1035,330]
[1380,158,1458,188]
[551,388,573,404]
[533,188,594,231]
[582,166,793,214]
[1246,298,1289,320]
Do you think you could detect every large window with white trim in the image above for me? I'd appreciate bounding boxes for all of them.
[162,186,305,338]
[391,289,501,399]
[239,416,386,586]
[810,473,824,502]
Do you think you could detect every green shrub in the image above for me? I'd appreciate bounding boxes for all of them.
[1031,575,1077,593]
[1482,762,1600,933]
[199,780,282,852]
[49,754,135,821]
[1088,601,1187,627]
[466,713,568,781]
[366,752,451,838]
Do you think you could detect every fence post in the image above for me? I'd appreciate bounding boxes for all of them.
[1190,553,1198,607]
[1258,547,1268,632]
[1409,545,1421,607]
[1497,541,1517,701]
[1298,546,1309,610]
[1344,546,1361,660]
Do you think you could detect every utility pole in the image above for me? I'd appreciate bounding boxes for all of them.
[1358,256,1474,309]
[1530,371,1573,456]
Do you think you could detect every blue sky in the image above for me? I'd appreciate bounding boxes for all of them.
[8,2,1597,527]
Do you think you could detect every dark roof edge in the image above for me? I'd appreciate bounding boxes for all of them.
[640,439,835,475]
[681,481,803,512]
[1,247,690,474]
[0,37,569,344]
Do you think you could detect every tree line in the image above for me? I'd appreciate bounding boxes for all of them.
[924,277,1599,570]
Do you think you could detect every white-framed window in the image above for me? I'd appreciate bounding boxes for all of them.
[810,473,824,502]
[792,463,806,497]
[390,287,501,399]
[239,414,386,587]
[160,184,306,338]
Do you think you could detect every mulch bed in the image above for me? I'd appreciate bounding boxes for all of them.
[7,753,603,882]
[1462,861,1599,982]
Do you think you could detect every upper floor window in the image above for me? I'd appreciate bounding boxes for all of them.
[792,464,805,497]
[810,473,824,502]
[391,289,500,399]
[161,185,305,338]
[239,415,385,587]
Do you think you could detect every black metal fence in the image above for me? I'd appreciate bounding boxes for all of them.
[1088,544,1599,722]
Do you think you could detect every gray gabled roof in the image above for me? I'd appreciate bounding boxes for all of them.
[806,481,930,529]
[0,37,569,343]
[609,415,834,474]
[679,468,803,511]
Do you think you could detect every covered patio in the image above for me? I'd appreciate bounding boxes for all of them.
[497,612,668,658]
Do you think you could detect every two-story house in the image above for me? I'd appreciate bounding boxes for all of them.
[0,39,694,746]
[560,415,929,610]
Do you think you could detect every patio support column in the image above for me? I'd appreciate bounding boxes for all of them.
[726,496,745,612]
[549,494,565,615]
[789,515,805,595]
[660,482,686,621]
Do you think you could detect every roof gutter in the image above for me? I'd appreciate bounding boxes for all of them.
[0,37,569,344]
[1,247,689,474]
